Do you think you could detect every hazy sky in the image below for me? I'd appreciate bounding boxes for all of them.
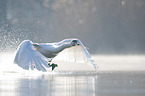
[0,0,145,54]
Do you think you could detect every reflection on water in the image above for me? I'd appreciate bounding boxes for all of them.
[19,75,96,96]
[0,72,145,96]
[0,73,97,96]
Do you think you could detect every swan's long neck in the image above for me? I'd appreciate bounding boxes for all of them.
[57,43,72,52]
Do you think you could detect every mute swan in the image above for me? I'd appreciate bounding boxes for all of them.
[14,38,98,72]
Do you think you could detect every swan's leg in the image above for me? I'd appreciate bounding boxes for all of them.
[48,59,52,66]
[48,59,52,62]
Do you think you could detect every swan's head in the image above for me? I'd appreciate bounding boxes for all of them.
[70,40,80,46]
[61,38,80,46]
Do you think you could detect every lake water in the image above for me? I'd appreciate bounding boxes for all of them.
[0,53,145,96]
[0,71,145,96]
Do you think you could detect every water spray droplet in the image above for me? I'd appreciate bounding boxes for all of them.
[122,1,126,6]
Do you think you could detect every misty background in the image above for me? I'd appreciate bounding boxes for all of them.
[0,0,145,54]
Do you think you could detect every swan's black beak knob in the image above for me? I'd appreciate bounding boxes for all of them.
[72,40,79,46]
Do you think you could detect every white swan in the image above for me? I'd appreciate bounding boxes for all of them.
[14,38,98,72]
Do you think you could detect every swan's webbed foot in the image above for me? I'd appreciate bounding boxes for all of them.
[47,59,58,71]
[51,63,58,71]
[48,63,58,71]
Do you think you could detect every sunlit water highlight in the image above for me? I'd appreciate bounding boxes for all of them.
[0,52,145,96]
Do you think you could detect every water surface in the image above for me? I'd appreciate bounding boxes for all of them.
[0,71,145,96]
[0,53,145,96]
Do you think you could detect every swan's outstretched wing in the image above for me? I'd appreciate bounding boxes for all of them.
[53,39,98,70]
[14,40,50,72]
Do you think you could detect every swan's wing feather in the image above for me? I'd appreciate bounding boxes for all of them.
[14,40,50,72]
[53,39,98,70]
[77,39,98,70]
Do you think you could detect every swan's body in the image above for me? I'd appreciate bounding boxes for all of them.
[33,42,72,58]
[14,38,98,72]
